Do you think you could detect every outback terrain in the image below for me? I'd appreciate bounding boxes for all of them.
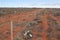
[0,8,60,40]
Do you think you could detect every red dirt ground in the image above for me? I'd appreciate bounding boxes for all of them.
[0,8,60,40]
